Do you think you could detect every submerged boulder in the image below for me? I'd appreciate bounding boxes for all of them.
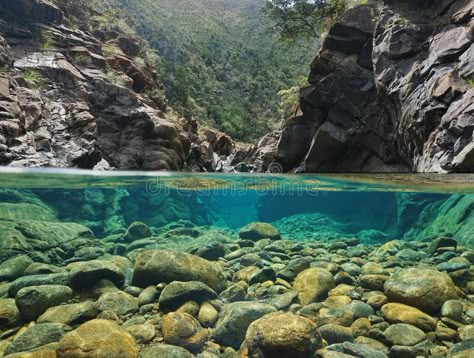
[294,267,335,305]
[15,284,73,321]
[131,250,226,292]
[159,281,217,312]
[240,312,323,358]
[239,222,281,241]
[56,319,139,357]
[384,268,459,313]
[212,302,277,349]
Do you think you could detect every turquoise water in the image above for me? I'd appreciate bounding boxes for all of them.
[1,169,474,357]
[1,169,474,258]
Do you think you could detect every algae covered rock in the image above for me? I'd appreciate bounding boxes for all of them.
[240,312,322,358]
[124,221,151,242]
[4,323,71,356]
[69,260,125,289]
[131,250,226,292]
[0,298,21,328]
[15,284,73,321]
[384,268,459,313]
[0,255,33,281]
[212,302,277,349]
[56,319,139,357]
[96,291,138,316]
[159,281,218,312]
[37,301,98,325]
[294,267,335,305]
[140,344,193,358]
[239,222,281,241]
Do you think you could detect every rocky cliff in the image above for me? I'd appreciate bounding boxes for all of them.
[0,0,234,170]
[242,0,474,173]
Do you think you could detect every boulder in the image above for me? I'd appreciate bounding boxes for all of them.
[239,222,281,241]
[381,303,437,331]
[294,268,335,305]
[212,302,277,349]
[69,260,125,289]
[56,319,139,357]
[15,284,73,321]
[4,323,71,356]
[131,250,226,292]
[38,301,98,325]
[384,268,459,313]
[240,312,323,358]
[158,281,218,312]
[162,312,209,353]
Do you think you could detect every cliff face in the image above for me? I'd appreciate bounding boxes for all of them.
[246,0,474,173]
[0,0,234,170]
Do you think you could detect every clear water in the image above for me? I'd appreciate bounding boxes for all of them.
[1,169,474,251]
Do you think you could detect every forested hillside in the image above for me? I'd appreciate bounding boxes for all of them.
[96,0,316,141]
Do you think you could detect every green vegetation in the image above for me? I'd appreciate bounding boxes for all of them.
[22,70,45,89]
[466,77,474,88]
[32,28,53,49]
[95,0,317,141]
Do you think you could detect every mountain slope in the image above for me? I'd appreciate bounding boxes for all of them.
[97,0,316,141]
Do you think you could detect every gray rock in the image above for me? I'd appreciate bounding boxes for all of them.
[37,301,98,325]
[4,323,71,355]
[384,323,426,346]
[96,291,138,316]
[140,344,194,358]
[8,272,71,297]
[212,301,277,349]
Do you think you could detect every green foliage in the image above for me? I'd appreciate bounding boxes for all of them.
[72,53,89,65]
[466,77,474,88]
[33,28,53,49]
[95,0,316,141]
[102,41,121,56]
[265,0,349,40]
[22,70,45,89]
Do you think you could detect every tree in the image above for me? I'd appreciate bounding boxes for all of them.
[265,0,349,40]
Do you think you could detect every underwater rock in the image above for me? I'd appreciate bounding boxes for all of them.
[198,301,219,328]
[240,312,322,358]
[37,301,98,326]
[195,242,226,261]
[56,319,139,358]
[123,221,151,242]
[162,312,210,353]
[318,324,354,344]
[294,268,335,305]
[8,272,71,297]
[4,323,71,356]
[0,298,21,328]
[131,250,226,292]
[140,344,194,358]
[125,324,156,344]
[0,220,97,264]
[239,222,281,241]
[212,301,277,349]
[0,255,33,281]
[15,284,73,321]
[381,303,437,332]
[96,291,139,316]
[384,268,459,313]
[23,262,64,276]
[384,323,426,346]
[158,281,218,312]
[69,260,125,289]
